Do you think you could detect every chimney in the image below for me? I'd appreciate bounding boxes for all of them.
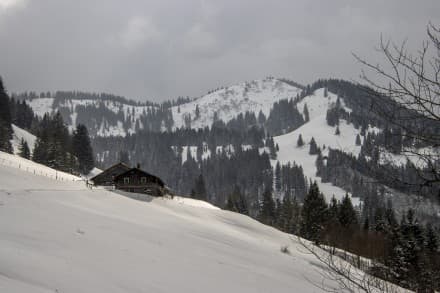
[137,163,140,169]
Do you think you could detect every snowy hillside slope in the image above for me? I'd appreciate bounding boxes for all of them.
[0,151,80,182]
[27,97,156,136]
[0,156,385,293]
[172,77,302,129]
[272,89,367,203]
[10,124,36,155]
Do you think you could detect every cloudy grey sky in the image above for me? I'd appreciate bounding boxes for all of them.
[0,0,439,101]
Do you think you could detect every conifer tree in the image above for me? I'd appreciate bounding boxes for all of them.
[72,124,94,174]
[275,161,281,191]
[276,193,292,232]
[338,193,358,228]
[355,133,362,146]
[192,174,207,201]
[425,223,438,253]
[303,103,310,122]
[297,134,304,147]
[257,110,266,125]
[18,138,30,159]
[288,196,301,234]
[327,196,339,221]
[309,137,319,155]
[335,125,340,135]
[300,181,328,244]
[325,196,340,250]
[266,136,277,159]
[32,136,48,164]
[258,188,275,226]
[315,151,324,176]
[195,105,200,119]
[225,185,248,215]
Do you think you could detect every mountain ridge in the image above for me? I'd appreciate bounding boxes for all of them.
[21,77,302,136]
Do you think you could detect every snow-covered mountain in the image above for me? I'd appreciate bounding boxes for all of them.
[172,88,362,202]
[0,152,383,292]
[22,79,439,218]
[171,77,302,129]
[24,77,302,136]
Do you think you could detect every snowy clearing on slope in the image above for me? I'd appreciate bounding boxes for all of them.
[0,155,385,293]
[273,89,364,204]
[10,124,36,155]
[26,97,54,117]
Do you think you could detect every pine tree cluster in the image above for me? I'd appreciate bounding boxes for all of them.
[33,113,94,174]
[256,181,440,291]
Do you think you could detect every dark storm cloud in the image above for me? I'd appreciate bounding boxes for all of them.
[0,0,439,101]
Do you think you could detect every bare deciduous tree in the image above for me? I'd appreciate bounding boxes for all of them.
[296,237,402,293]
[353,23,440,198]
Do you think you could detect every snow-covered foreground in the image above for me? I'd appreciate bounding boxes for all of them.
[0,155,371,293]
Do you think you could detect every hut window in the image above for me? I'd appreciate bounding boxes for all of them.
[141,177,147,184]
[124,177,130,184]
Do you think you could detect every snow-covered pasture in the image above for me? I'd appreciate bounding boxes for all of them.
[0,151,80,182]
